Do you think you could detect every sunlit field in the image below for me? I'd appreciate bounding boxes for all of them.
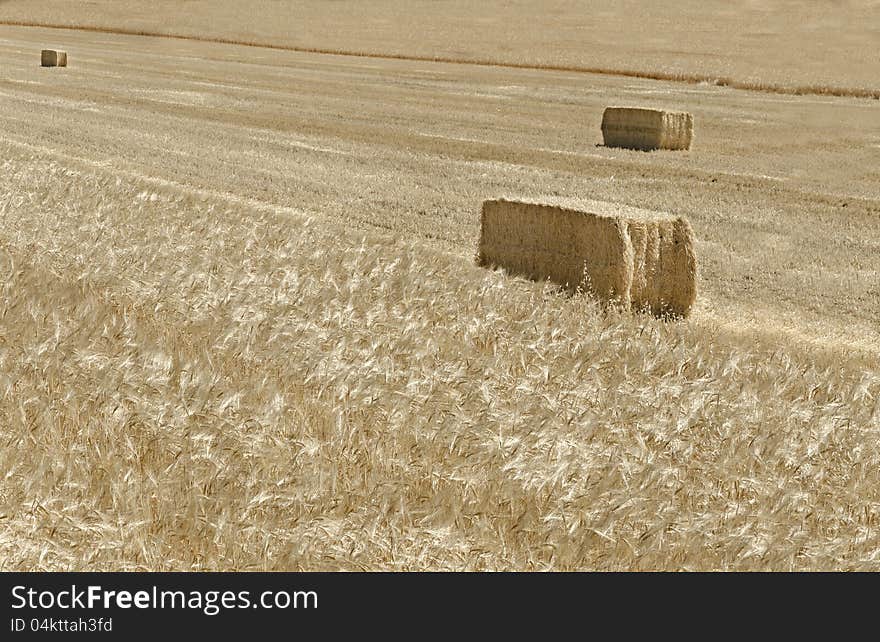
[0,2,878,570]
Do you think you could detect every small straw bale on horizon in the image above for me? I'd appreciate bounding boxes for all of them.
[41,49,67,67]
[601,107,693,151]
[477,198,697,317]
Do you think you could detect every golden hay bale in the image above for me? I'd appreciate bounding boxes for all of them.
[626,215,697,317]
[477,198,697,317]
[601,107,693,151]
[41,50,68,67]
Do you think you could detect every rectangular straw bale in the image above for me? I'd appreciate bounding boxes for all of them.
[41,50,67,67]
[601,107,693,151]
[477,198,697,317]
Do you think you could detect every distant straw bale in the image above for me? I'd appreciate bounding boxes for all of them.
[601,107,693,151]
[477,198,697,317]
[41,49,67,67]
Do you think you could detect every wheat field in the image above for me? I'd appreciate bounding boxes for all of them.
[0,4,879,571]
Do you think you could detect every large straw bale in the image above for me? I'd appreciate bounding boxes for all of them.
[41,50,67,67]
[477,198,697,317]
[601,107,693,151]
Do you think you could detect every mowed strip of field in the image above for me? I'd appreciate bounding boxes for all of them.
[1,26,878,352]
[0,27,879,570]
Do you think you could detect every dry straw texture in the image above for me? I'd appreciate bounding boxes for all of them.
[477,198,697,316]
[40,49,67,67]
[601,107,693,151]
[0,144,879,571]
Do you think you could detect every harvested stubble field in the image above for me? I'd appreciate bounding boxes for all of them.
[0,4,879,570]
[2,0,880,97]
